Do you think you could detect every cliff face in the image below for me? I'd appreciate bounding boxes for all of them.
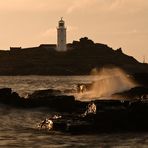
[0,37,147,75]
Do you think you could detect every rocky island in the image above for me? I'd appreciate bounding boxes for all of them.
[0,37,147,76]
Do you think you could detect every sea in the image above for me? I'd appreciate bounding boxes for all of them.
[0,76,148,148]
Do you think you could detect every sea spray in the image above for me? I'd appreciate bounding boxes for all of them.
[76,67,137,100]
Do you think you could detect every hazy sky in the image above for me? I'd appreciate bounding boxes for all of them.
[0,0,148,62]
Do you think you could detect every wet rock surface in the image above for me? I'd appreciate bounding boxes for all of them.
[113,86,148,99]
[0,88,76,111]
[0,88,24,107]
[0,87,148,133]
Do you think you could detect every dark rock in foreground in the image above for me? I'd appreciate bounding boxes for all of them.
[113,86,148,99]
[0,88,76,112]
[28,89,62,99]
[40,99,148,134]
[0,88,23,106]
[1,87,148,133]
[43,99,148,134]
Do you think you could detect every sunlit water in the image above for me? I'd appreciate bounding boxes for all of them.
[0,76,148,147]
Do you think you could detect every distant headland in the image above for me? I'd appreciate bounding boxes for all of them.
[0,36,148,76]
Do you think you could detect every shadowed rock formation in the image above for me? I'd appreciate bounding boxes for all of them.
[0,37,147,75]
[1,87,148,133]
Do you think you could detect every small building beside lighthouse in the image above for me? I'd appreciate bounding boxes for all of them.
[57,17,67,51]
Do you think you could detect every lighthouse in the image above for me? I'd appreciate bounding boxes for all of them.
[57,17,67,51]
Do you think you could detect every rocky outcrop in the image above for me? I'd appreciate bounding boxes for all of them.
[0,37,148,75]
[113,86,148,99]
[0,88,24,106]
[27,90,76,111]
[0,88,76,111]
[1,87,148,133]
[40,99,148,134]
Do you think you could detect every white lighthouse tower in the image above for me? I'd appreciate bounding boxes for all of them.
[57,17,67,51]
